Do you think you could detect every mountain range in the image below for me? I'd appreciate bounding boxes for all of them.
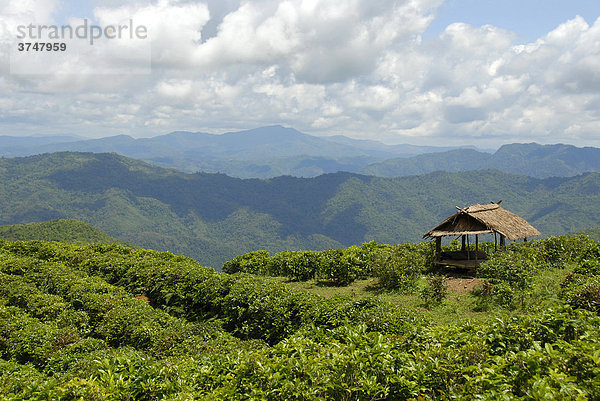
[0,126,477,178]
[1,151,599,268]
[362,143,600,179]
[2,126,599,179]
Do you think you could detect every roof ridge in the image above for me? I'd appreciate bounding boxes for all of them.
[466,204,500,213]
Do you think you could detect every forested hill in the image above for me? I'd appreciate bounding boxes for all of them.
[0,219,124,245]
[362,143,600,178]
[1,152,599,267]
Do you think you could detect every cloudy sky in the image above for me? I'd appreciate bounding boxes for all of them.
[1,0,599,147]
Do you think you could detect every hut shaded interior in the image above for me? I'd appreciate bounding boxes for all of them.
[424,202,541,269]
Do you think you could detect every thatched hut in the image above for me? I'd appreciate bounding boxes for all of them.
[423,201,540,269]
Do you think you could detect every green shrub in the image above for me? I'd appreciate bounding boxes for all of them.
[530,235,599,269]
[270,251,320,281]
[0,359,55,400]
[420,276,448,307]
[373,245,426,292]
[573,258,600,276]
[220,274,318,344]
[220,241,394,286]
[471,280,494,311]
[222,250,271,275]
[478,246,536,292]
[561,275,600,314]
[317,248,361,286]
[4,239,600,401]
[0,305,79,367]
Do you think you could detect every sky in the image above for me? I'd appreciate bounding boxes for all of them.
[1,0,600,147]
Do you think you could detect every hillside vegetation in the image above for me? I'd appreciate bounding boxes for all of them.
[1,235,600,399]
[0,219,124,245]
[1,152,600,267]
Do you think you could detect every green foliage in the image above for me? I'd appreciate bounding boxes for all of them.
[222,241,393,286]
[471,280,495,311]
[1,238,600,400]
[373,243,432,292]
[420,275,448,307]
[477,244,538,307]
[317,242,388,285]
[223,241,434,289]
[222,250,271,274]
[201,309,600,400]
[568,279,600,314]
[269,250,321,281]
[317,248,363,285]
[0,219,124,245]
[473,235,600,309]
[219,274,318,344]
[536,234,600,268]
[561,274,600,314]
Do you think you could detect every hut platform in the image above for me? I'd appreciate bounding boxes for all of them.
[434,259,481,270]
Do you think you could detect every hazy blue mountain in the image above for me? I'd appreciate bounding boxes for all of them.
[362,143,600,178]
[361,149,490,176]
[0,126,475,178]
[320,135,471,156]
[0,135,81,154]
[1,152,599,268]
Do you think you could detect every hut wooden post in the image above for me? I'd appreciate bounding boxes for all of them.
[435,237,441,261]
[500,234,505,248]
[475,234,479,262]
[466,235,470,260]
[461,235,466,251]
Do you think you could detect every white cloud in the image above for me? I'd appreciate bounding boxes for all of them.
[0,1,599,147]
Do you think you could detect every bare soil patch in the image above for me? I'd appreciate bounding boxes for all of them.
[445,277,483,294]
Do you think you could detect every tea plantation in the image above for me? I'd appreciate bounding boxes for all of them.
[1,236,599,400]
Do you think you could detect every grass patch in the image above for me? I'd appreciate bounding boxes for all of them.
[523,265,574,312]
[279,275,495,326]
[278,266,570,328]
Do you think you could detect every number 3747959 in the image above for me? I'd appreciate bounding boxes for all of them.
[17,42,67,51]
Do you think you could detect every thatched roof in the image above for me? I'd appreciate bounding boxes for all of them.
[424,203,541,241]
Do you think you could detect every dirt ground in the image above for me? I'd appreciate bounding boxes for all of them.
[444,277,483,294]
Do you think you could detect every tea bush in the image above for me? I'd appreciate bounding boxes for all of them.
[561,275,600,314]
[269,250,321,281]
[372,243,432,291]
[222,250,271,275]
[420,275,448,306]
[219,241,426,286]
[2,238,600,400]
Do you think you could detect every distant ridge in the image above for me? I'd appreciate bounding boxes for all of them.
[4,127,598,179]
[0,125,476,178]
[0,219,127,245]
[361,143,600,179]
